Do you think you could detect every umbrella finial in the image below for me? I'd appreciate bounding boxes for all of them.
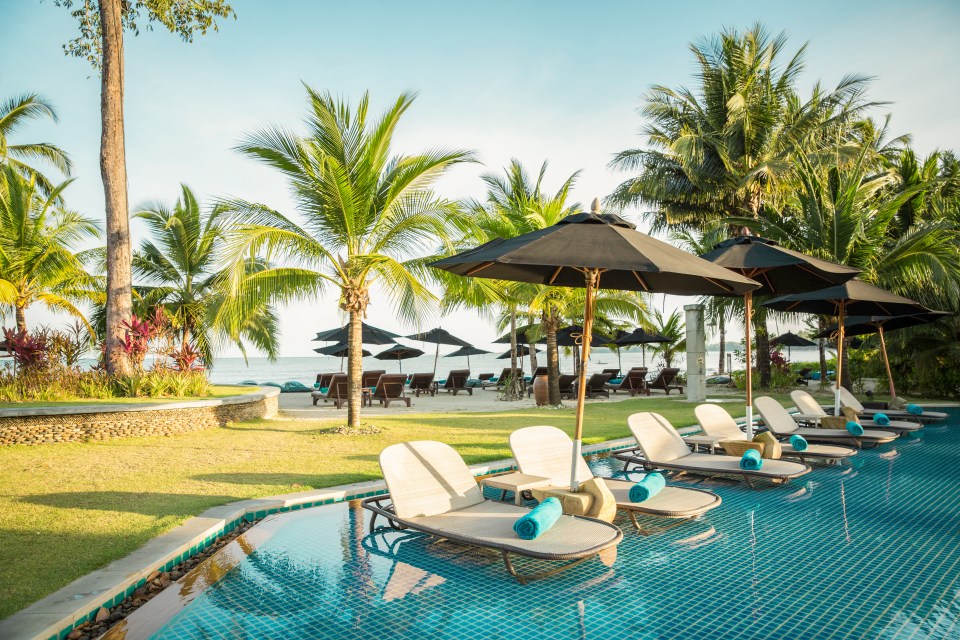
[591,197,601,214]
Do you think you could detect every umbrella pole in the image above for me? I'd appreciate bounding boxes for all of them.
[877,325,896,399]
[617,347,622,376]
[571,269,599,492]
[835,301,846,415]
[744,291,754,439]
[642,345,646,368]
[433,341,439,374]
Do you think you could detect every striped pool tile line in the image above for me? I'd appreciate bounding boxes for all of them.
[129,409,959,640]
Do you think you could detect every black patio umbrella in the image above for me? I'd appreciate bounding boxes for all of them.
[699,236,860,436]
[770,331,816,361]
[405,327,473,373]
[814,311,950,398]
[614,328,673,368]
[604,329,631,374]
[374,344,425,372]
[493,324,538,344]
[444,345,491,369]
[313,322,400,345]
[554,325,610,374]
[433,200,759,490]
[764,279,928,413]
[497,345,540,358]
[314,342,371,371]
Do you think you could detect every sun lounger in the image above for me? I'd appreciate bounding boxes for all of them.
[693,404,856,463]
[311,373,349,407]
[613,412,811,488]
[601,368,621,379]
[510,426,721,534]
[361,370,386,389]
[437,369,473,395]
[754,396,897,448]
[372,374,411,408]
[361,441,622,584]
[605,367,649,396]
[557,374,578,399]
[315,372,340,390]
[830,387,946,423]
[790,390,921,434]
[407,372,435,397]
[647,368,683,395]
[583,373,612,399]
[795,367,813,386]
[485,368,521,391]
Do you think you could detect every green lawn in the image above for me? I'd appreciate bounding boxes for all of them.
[0,385,256,409]
[0,388,866,619]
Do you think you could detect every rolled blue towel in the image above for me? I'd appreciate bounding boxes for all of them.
[609,378,623,385]
[847,421,864,436]
[789,435,808,452]
[907,404,924,416]
[513,497,562,540]
[629,472,666,502]
[740,449,763,471]
[873,412,890,426]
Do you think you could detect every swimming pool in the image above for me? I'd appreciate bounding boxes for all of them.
[109,409,959,639]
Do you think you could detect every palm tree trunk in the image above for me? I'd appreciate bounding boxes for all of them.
[15,304,26,333]
[818,317,828,389]
[528,341,539,376]
[718,315,726,374]
[505,308,521,400]
[100,0,133,376]
[754,310,771,388]
[544,312,560,406]
[347,308,363,427]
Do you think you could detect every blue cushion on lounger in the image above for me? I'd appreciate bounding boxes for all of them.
[513,497,562,540]
[847,421,864,436]
[608,378,623,385]
[907,404,923,415]
[319,387,328,394]
[740,449,763,471]
[789,435,808,451]
[873,413,890,425]
[629,472,665,502]
[437,379,446,385]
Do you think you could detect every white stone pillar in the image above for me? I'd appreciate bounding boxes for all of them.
[685,303,707,402]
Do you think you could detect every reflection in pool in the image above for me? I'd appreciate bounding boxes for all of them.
[113,409,959,639]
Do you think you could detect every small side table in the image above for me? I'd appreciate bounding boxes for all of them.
[481,472,552,505]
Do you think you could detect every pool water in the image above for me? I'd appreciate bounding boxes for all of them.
[141,409,959,639]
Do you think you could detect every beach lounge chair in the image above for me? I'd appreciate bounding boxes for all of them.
[795,367,813,386]
[601,368,621,379]
[557,374,578,399]
[311,373,349,408]
[614,412,811,487]
[510,426,721,534]
[407,372,435,397]
[583,373,612,398]
[692,404,856,463]
[361,440,623,584]
[372,374,411,408]
[754,396,897,448]
[315,372,340,390]
[647,368,683,395]
[487,367,521,391]
[790,390,921,434]
[361,370,386,389]
[605,367,649,396]
[831,387,947,423]
[437,369,473,396]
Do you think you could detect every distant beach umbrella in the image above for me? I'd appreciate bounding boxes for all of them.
[433,200,759,490]
[444,345,490,369]
[312,322,400,345]
[493,324,538,344]
[614,328,673,367]
[405,327,473,372]
[770,331,816,361]
[765,280,927,413]
[315,341,371,371]
[605,329,632,373]
[814,310,950,398]
[374,344,425,372]
[497,345,540,359]
[700,235,860,436]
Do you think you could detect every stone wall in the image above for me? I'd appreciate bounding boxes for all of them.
[0,390,278,446]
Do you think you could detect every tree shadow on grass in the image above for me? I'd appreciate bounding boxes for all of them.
[20,491,242,517]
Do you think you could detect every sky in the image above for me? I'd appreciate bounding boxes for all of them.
[2,0,959,357]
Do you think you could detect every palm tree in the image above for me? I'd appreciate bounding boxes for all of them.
[0,91,72,195]
[648,309,686,369]
[125,184,280,366]
[610,23,874,386]
[223,88,473,426]
[0,167,100,332]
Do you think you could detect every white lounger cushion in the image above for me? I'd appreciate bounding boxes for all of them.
[627,412,808,478]
[755,396,896,443]
[836,387,946,421]
[791,390,920,431]
[380,441,485,519]
[509,426,721,517]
